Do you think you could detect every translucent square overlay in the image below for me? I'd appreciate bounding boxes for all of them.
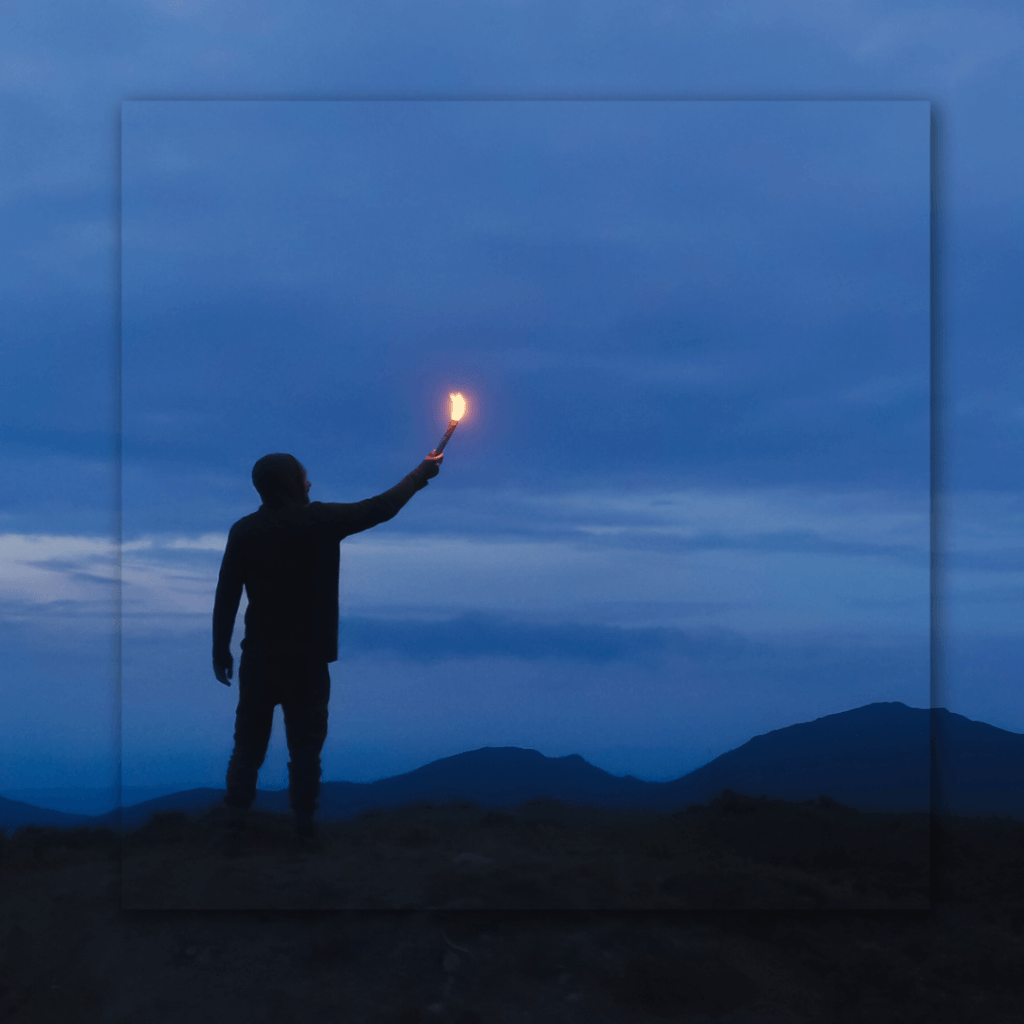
[120,99,930,909]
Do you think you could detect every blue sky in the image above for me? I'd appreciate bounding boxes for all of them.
[2,1,1021,808]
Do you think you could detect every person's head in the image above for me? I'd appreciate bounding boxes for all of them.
[251,453,310,508]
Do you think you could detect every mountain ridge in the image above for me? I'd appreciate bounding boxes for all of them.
[3,701,1021,834]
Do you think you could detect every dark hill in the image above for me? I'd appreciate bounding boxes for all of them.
[0,795,97,833]
[933,705,1024,817]
[658,700,931,813]
[311,746,658,824]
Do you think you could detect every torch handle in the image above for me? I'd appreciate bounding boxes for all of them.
[433,420,458,454]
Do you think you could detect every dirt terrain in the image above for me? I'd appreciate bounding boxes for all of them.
[119,793,929,910]
[1,797,1021,1023]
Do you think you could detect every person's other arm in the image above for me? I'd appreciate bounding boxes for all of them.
[212,525,245,685]
[324,452,443,538]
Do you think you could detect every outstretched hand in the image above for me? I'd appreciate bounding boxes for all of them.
[423,450,444,478]
[214,655,234,686]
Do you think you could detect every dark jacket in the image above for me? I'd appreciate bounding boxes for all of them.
[213,460,436,664]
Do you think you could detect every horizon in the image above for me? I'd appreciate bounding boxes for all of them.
[4,698,966,817]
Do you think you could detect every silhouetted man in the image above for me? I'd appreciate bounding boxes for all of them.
[212,449,443,852]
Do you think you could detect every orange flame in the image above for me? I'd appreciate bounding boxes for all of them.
[450,392,466,421]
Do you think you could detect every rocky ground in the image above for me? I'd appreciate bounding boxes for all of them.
[0,798,1021,1022]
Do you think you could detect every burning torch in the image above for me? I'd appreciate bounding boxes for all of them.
[432,392,466,455]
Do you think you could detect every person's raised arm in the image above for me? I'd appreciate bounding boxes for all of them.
[324,451,443,538]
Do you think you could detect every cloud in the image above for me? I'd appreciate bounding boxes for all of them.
[0,533,114,617]
[31,478,1024,648]
[121,535,225,624]
[333,611,922,676]
[125,533,227,552]
[476,485,929,546]
[0,480,932,639]
[337,611,678,663]
[938,491,1024,634]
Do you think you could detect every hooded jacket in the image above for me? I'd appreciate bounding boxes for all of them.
[213,454,437,664]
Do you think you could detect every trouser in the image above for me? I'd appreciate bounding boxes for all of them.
[224,650,331,820]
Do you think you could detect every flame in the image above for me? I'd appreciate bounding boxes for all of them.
[450,392,466,421]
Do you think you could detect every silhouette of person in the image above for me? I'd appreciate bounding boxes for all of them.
[212,449,443,851]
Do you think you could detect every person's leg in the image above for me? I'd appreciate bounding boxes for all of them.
[224,653,278,812]
[281,659,331,835]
